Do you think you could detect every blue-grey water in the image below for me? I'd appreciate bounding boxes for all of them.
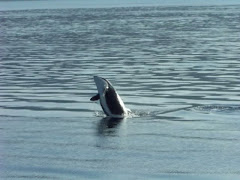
[1,5,240,180]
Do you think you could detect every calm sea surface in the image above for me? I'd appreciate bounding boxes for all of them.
[1,5,240,180]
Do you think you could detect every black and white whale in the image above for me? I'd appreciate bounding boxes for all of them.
[90,76,129,118]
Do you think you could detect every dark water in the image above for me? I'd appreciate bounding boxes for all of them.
[1,5,240,180]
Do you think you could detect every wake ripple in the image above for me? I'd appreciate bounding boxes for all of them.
[190,105,240,114]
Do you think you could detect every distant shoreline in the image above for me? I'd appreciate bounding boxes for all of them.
[0,0,240,11]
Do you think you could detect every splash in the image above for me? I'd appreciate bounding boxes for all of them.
[94,109,151,118]
[94,111,106,117]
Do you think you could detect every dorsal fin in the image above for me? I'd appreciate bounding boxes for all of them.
[90,94,100,101]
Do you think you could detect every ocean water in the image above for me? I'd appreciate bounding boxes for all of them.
[1,5,240,180]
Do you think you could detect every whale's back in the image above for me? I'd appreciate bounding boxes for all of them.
[104,86,125,116]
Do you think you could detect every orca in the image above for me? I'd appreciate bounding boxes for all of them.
[91,76,129,118]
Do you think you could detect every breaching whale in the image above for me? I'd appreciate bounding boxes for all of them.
[90,76,129,118]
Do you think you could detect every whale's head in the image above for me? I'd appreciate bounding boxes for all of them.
[93,76,111,96]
